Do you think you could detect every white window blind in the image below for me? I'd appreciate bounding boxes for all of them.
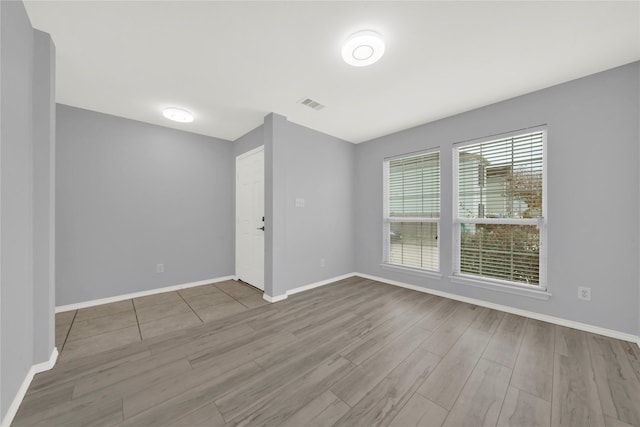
[384,150,440,271]
[455,130,545,287]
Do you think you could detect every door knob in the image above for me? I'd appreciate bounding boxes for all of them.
[257,226,265,231]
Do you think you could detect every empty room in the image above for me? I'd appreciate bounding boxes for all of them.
[1,1,639,426]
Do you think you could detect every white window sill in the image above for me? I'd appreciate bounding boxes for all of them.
[380,263,443,280]
[449,274,551,300]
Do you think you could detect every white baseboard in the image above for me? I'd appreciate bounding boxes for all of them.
[34,347,59,373]
[262,272,358,304]
[55,275,235,313]
[356,273,640,345]
[262,293,287,303]
[0,347,58,427]
[287,272,358,296]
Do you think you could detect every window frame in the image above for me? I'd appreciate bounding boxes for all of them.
[452,126,548,291]
[382,148,441,275]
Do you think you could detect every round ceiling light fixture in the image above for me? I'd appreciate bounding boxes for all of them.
[162,107,194,123]
[341,30,385,67]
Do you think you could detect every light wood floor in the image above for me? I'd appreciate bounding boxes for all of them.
[54,280,268,363]
[14,277,640,426]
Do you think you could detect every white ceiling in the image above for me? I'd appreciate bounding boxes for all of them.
[24,1,640,143]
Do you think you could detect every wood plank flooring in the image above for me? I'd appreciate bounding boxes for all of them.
[13,277,640,426]
[54,280,268,362]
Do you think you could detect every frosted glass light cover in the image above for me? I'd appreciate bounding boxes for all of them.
[163,107,194,123]
[342,30,385,67]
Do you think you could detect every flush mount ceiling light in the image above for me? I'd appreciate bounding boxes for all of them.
[162,107,194,123]
[341,30,385,67]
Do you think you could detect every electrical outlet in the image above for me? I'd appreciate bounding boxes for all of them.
[157,263,164,273]
[320,258,326,268]
[578,286,591,301]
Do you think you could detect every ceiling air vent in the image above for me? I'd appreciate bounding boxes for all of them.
[297,97,325,111]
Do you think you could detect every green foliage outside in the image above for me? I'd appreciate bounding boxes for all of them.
[460,169,542,285]
[460,224,539,285]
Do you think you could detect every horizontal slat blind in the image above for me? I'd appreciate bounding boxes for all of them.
[456,131,544,286]
[458,131,543,219]
[459,224,540,285]
[388,222,439,270]
[389,152,440,218]
[386,151,440,271]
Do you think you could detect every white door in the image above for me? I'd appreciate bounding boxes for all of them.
[235,146,265,290]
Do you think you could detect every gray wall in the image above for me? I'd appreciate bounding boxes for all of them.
[0,1,34,416]
[264,114,279,298]
[355,62,640,335]
[233,124,264,158]
[266,114,355,297]
[0,1,55,421]
[33,29,56,367]
[56,105,235,305]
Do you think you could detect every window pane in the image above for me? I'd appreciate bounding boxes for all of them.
[389,222,439,270]
[389,152,440,218]
[458,132,543,219]
[460,223,539,285]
